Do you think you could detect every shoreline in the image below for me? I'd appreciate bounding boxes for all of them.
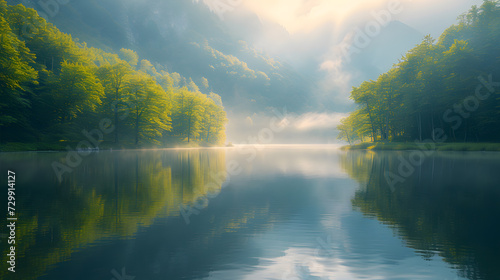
[0,142,232,153]
[341,142,500,152]
[4,142,500,153]
[0,143,345,153]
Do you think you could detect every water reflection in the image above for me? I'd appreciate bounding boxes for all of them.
[0,149,226,280]
[1,148,499,280]
[343,151,500,280]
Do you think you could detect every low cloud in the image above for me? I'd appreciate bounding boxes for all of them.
[291,112,348,131]
[318,57,354,106]
[226,110,348,144]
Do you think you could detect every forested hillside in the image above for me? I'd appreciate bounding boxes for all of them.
[338,0,500,144]
[4,0,312,113]
[0,1,227,148]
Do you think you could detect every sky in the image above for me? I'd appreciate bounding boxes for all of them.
[235,0,484,71]
[201,0,485,143]
[220,0,484,77]
[240,0,483,37]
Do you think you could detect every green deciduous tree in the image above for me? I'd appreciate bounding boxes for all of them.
[123,72,172,145]
[97,61,132,143]
[51,61,104,124]
[0,13,37,140]
[0,1,227,147]
[340,0,500,143]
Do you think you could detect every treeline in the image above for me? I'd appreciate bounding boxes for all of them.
[0,1,227,148]
[338,0,500,144]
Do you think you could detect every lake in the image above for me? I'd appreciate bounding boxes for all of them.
[1,146,500,280]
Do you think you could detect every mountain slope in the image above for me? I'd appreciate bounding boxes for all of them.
[9,0,313,113]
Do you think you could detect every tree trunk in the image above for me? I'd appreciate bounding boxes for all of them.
[114,88,120,144]
[206,115,212,143]
[418,113,422,142]
[431,116,435,142]
[187,116,191,143]
[385,115,389,141]
[135,111,139,145]
[464,121,468,142]
[114,110,119,144]
[366,102,376,141]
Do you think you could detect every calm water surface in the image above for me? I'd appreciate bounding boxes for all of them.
[1,147,500,280]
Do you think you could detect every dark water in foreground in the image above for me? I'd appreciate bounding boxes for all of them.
[1,147,500,280]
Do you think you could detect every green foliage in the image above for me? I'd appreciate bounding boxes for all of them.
[119,48,139,66]
[341,142,500,151]
[0,9,38,141]
[339,0,500,143]
[201,77,209,89]
[123,72,172,145]
[52,61,104,123]
[167,88,227,145]
[0,1,227,147]
[337,109,371,144]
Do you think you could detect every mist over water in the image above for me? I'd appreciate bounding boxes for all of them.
[1,148,499,279]
[1,1,499,280]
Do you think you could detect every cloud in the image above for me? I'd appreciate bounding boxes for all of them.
[318,58,353,105]
[242,0,385,34]
[292,112,348,131]
[225,111,349,143]
[201,0,484,142]
[240,0,483,35]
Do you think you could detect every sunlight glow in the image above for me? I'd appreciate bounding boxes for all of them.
[242,0,386,33]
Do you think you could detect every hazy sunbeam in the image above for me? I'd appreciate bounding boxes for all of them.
[243,0,385,34]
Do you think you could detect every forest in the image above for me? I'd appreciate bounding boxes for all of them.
[338,0,500,144]
[0,0,227,149]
